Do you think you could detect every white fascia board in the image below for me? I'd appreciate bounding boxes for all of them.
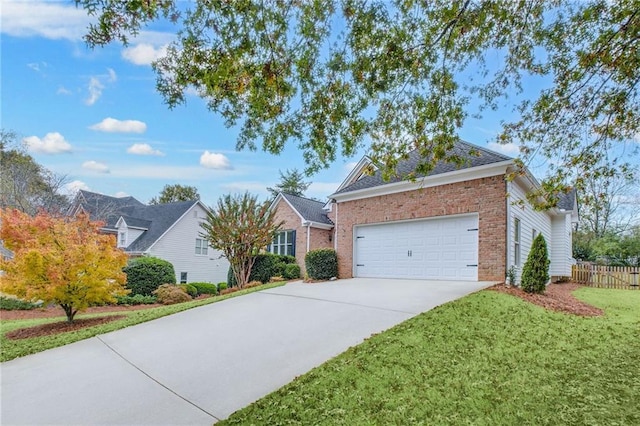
[268,193,284,212]
[334,155,374,193]
[333,160,513,202]
[114,216,126,228]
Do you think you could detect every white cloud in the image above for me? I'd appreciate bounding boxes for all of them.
[90,117,147,134]
[122,43,168,66]
[63,180,90,195]
[114,191,129,198]
[82,160,110,173]
[85,77,104,106]
[27,62,47,72]
[57,86,72,95]
[1,1,92,41]
[634,132,640,143]
[200,151,232,170]
[107,68,117,82]
[85,69,117,106]
[487,142,520,156]
[23,132,72,154]
[127,143,164,156]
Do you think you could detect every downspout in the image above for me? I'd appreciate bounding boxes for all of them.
[334,201,338,251]
[305,221,311,253]
[505,179,511,284]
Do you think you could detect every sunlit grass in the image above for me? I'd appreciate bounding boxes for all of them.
[222,287,640,425]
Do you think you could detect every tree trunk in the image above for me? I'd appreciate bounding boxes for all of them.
[60,304,77,323]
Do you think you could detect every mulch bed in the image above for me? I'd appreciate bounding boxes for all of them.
[5,315,126,340]
[0,303,163,321]
[489,282,603,317]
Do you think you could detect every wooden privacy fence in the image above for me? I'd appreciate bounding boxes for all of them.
[572,264,640,289]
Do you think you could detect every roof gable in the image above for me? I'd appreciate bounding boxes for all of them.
[334,140,512,196]
[275,193,333,226]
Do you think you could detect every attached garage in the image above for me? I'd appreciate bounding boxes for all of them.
[353,214,479,281]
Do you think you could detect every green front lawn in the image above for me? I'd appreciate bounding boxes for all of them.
[1,282,285,362]
[223,287,640,425]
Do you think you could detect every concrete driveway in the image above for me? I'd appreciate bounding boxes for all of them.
[1,278,494,425]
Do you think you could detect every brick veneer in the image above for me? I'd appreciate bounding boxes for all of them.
[272,199,332,274]
[332,175,507,281]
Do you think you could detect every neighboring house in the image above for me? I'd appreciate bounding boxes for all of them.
[70,190,229,284]
[271,140,578,284]
[268,193,334,274]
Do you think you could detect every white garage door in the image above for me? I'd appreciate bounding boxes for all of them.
[354,214,479,281]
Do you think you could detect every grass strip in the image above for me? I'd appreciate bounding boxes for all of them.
[1,282,286,362]
[222,287,640,425]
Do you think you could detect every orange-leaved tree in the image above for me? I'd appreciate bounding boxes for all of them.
[0,208,129,322]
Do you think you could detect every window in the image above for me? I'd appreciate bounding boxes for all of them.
[180,272,187,284]
[118,232,126,247]
[514,218,521,266]
[195,238,208,255]
[269,230,296,256]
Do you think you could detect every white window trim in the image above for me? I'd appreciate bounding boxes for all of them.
[195,238,209,256]
[270,230,295,256]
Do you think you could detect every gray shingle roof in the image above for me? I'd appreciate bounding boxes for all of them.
[75,190,145,228]
[122,201,197,252]
[335,140,512,195]
[119,216,152,229]
[557,189,577,211]
[281,193,333,225]
[71,190,198,253]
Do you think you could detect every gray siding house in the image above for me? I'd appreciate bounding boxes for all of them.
[71,190,229,284]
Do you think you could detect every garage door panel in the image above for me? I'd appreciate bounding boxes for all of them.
[355,215,478,281]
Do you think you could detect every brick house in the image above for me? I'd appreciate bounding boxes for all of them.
[271,140,578,284]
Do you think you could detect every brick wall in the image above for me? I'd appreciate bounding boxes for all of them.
[333,175,507,281]
[272,199,333,275]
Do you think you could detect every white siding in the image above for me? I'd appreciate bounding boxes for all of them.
[550,214,573,277]
[148,203,229,284]
[127,228,145,246]
[507,180,553,284]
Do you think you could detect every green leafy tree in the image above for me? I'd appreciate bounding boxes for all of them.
[267,168,311,198]
[521,234,550,294]
[149,184,200,205]
[1,129,70,215]
[200,193,283,288]
[78,1,639,204]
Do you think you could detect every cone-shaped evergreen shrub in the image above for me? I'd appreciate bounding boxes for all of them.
[520,233,550,294]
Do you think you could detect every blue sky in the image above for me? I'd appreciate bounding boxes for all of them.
[1,1,530,206]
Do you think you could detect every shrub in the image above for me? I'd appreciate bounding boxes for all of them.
[218,282,228,292]
[521,234,550,294]
[153,284,191,305]
[305,249,338,280]
[227,253,285,286]
[190,282,218,295]
[0,296,37,310]
[284,263,301,280]
[251,254,278,283]
[116,294,157,305]
[179,284,198,298]
[123,257,176,296]
[244,280,262,288]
